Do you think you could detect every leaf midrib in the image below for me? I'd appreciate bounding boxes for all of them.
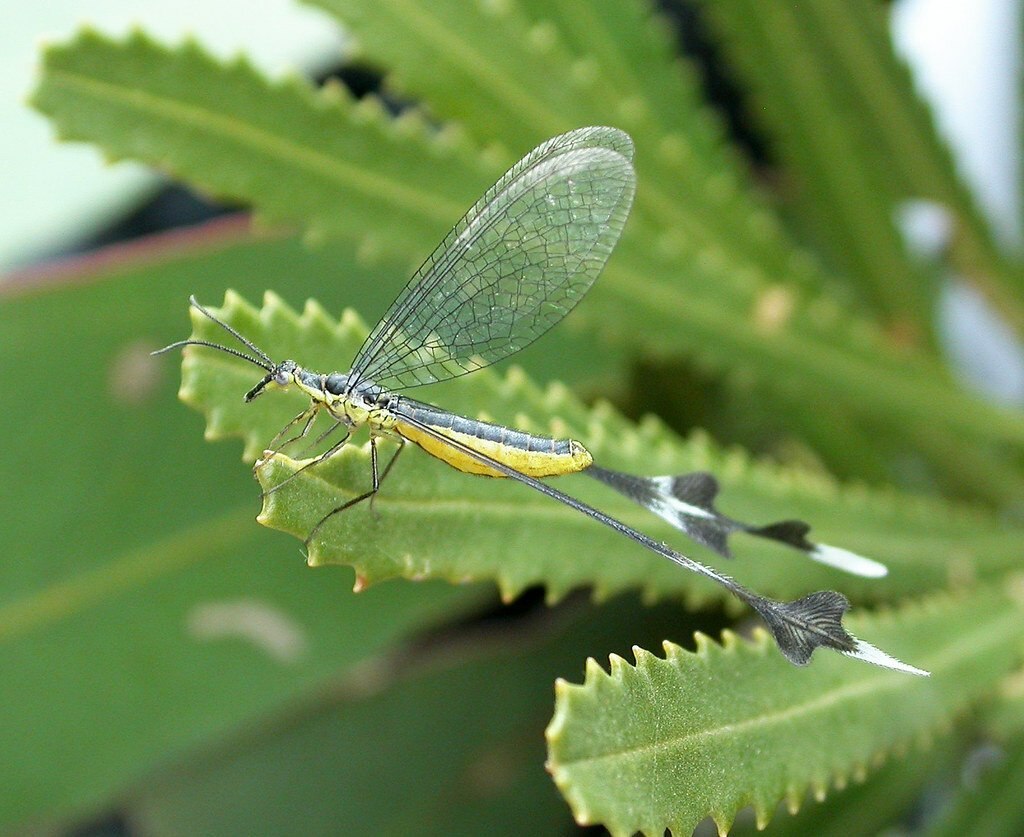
[45,66,464,222]
[0,510,254,644]
[558,601,1019,768]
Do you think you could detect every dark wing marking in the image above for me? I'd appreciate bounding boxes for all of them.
[586,465,888,578]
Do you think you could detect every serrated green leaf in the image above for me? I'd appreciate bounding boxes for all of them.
[175,292,1023,607]
[730,734,963,836]
[129,594,698,836]
[307,0,825,292]
[30,26,1024,477]
[31,28,479,256]
[545,585,1024,836]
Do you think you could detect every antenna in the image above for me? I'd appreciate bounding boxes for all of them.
[151,296,275,372]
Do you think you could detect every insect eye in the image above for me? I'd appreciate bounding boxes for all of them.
[275,370,291,386]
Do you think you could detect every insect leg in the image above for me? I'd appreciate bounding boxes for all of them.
[304,436,387,546]
[264,407,318,457]
[296,418,346,459]
[262,425,353,497]
[368,436,406,514]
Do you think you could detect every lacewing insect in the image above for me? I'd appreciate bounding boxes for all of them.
[156,127,926,675]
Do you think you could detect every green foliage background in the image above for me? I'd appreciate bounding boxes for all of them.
[4,1,1023,834]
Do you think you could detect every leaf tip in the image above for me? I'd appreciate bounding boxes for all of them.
[607,652,630,679]
[784,784,803,814]
[692,630,716,658]
[661,638,684,662]
[338,307,370,336]
[584,655,607,681]
[351,92,389,125]
[710,810,735,836]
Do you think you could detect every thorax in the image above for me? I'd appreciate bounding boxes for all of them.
[297,368,398,431]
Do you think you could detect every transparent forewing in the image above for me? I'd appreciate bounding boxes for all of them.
[349,127,636,391]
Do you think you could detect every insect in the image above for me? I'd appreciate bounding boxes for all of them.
[157,127,924,675]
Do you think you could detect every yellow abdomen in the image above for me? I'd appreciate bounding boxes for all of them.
[392,402,592,478]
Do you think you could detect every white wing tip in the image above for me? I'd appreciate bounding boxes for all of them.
[844,639,930,676]
[811,544,889,578]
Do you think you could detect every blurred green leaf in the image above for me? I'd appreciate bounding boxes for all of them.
[30,28,477,254]
[129,594,701,836]
[925,738,1024,837]
[308,0,810,284]
[698,0,1024,337]
[982,667,1024,740]
[0,231,489,830]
